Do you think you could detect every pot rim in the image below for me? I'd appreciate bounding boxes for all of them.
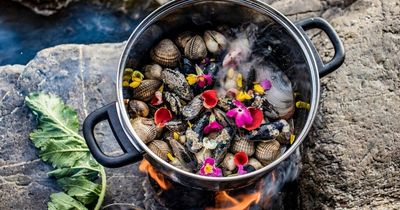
[116,0,320,182]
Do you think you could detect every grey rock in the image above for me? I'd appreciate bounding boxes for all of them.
[1,0,400,209]
[11,0,77,16]
[0,43,148,209]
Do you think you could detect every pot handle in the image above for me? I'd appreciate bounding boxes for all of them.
[83,102,142,168]
[296,17,345,77]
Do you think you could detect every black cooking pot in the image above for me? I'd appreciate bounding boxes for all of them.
[83,0,344,191]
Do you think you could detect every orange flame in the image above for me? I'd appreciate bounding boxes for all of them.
[207,191,261,210]
[139,159,171,190]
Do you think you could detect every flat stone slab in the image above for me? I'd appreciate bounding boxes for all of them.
[0,0,399,209]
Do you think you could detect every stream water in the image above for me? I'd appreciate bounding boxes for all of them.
[0,1,153,65]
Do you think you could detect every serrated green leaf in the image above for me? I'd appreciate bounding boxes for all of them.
[25,93,106,210]
[48,192,88,210]
[58,176,101,205]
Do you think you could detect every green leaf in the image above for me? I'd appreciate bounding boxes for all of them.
[58,176,101,205]
[25,93,106,210]
[48,192,88,210]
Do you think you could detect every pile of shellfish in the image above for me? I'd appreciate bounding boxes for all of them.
[123,28,297,177]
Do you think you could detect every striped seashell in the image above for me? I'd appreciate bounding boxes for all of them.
[131,79,162,101]
[130,117,158,144]
[175,31,194,49]
[184,35,207,60]
[203,30,227,54]
[150,39,181,67]
[231,137,255,157]
[255,140,281,166]
[147,140,171,162]
[248,158,263,170]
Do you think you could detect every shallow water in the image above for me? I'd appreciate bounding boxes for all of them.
[0,1,152,65]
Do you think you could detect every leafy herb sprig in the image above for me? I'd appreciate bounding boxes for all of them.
[26,93,106,210]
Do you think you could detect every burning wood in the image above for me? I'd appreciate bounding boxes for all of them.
[139,159,171,190]
[208,191,261,210]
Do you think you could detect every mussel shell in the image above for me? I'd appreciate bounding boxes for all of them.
[181,94,204,120]
[184,35,207,60]
[167,137,198,172]
[130,117,159,144]
[175,31,194,49]
[231,137,255,157]
[165,120,187,132]
[147,140,171,162]
[150,39,181,67]
[255,140,281,166]
[163,91,183,115]
[212,128,234,165]
[203,30,227,54]
[161,68,194,101]
[144,64,162,80]
[245,119,289,141]
[131,79,162,101]
[181,57,195,74]
[205,62,220,77]
[185,128,203,153]
[128,100,149,118]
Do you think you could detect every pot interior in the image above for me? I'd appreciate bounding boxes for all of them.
[121,0,314,183]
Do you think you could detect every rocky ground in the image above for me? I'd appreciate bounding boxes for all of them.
[1,0,399,209]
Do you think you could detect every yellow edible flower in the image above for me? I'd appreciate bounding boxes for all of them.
[132,70,144,80]
[236,73,243,88]
[204,163,213,174]
[253,84,264,94]
[187,121,193,128]
[236,91,252,102]
[167,153,175,161]
[122,81,130,87]
[173,132,180,140]
[129,71,144,89]
[186,74,198,85]
[296,101,310,110]
[290,134,296,144]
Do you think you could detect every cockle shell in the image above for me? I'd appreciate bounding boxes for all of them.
[184,35,207,60]
[131,79,162,101]
[181,94,204,120]
[221,153,236,171]
[148,140,171,162]
[163,91,183,115]
[161,68,193,101]
[175,31,194,49]
[203,30,227,54]
[231,137,255,157]
[255,140,281,166]
[130,117,159,144]
[248,158,263,170]
[144,64,162,80]
[167,137,198,172]
[150,39,181,67]
[128,100,149,118]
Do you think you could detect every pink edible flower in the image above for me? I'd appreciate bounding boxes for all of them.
[234,152,249,175]
[260,80,272,90]
[200,157,222,177]
[226,100,253,127]
[203,121,224,135]
[197,74,213,88]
